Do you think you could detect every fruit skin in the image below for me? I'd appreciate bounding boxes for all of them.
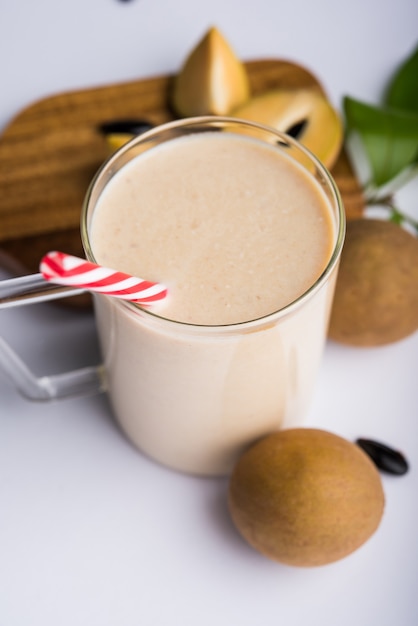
[329,219,418,346]
[171,27,250,117]
[228,428,385,567]
[231,88,343,170]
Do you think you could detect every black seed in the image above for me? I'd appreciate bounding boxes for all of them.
[285,119,308,139]
[98,119,154,136]
[356,438,409,475]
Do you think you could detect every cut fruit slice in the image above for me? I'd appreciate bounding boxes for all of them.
[232,88,343,170]
[171,27,250,117]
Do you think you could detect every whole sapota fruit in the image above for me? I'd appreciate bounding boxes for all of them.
[329,218,418,346]
[171,27,250,117]
[228,429,385,567]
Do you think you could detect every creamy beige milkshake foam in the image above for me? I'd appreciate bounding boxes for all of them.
[88,129,340,475]
[91,132,334,325]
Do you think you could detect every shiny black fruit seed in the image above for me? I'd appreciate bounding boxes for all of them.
[286,119,308,139]
[98,119,154,136]
[356,438,409,476]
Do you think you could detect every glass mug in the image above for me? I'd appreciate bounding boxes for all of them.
[0,117,345,476]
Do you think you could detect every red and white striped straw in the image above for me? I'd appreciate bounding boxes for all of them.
[40,251,168,305]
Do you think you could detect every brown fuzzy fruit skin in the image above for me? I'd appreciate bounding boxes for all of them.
[228,428,385,567]
[329,219,418,346]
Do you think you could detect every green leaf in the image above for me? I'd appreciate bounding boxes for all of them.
[343,96,418,186]
[385,45,418,113]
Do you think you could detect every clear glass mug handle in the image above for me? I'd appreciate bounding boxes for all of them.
[0,273,106,400]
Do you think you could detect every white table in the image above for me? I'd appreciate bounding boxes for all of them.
[1,1,417,624]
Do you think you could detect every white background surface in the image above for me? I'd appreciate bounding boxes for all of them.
[0,1,417,625]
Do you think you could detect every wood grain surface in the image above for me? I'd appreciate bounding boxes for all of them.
[0,58,364,280]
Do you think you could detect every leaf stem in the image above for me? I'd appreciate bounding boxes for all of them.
[367,195,418,233]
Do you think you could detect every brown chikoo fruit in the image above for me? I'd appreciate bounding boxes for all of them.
[329,218,418,346]
[228,428,385,567]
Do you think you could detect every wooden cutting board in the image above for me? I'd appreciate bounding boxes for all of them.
[0,58,364,284]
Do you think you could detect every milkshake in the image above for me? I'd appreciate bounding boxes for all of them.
[83,117,344,475]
